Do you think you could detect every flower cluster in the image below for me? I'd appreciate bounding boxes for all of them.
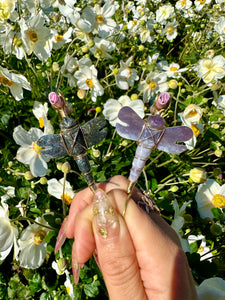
[0,0,225,298]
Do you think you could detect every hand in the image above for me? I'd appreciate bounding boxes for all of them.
[56,175,198,300]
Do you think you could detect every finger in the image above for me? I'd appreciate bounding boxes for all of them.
[92,189,147,300]
[65,175,129,238]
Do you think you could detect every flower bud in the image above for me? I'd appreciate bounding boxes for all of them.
[81,46,89,53]
[169,185,179,193]
[210,223,222,236]
[40,177,47,185]
[57,162,63,171]
[57,258,69,274]
[168,79,178,89]
[24,171,34,180]
[77,89,86,99]
[92,148,100,158]
[52,62,60,72]
[61,162,71,173]
[131,93,138,100]
[96,107,102,113]
[214,149,222,157]
[189,167,207,183]
[8,161,13,167]
[48,92,64,109]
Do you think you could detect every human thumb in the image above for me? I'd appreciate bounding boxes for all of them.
[92,189,147,300]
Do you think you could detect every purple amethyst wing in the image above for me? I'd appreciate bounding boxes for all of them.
[37,134,68,158]
[116,106,145,141]
[157,126,193,154]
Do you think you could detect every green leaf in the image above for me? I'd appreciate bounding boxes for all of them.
[83,280,100,298]
[28,273,42,294]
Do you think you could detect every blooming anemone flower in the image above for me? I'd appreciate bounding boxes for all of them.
[179,104,203,124]
[0,191,18,262]
[82,1,118,38]
[18,216,52,269]
[32,101,54,135]
[138,71,168,102]
[188,234,213,261]
[113,56,139,90]
[74,65,104,102]
[0,66,31,101]
[195,179,225,219]
[155,5,174,24]
[13,125,50,177]
[64,271,74,299]
[47,178,75,205]
[103,95,145,126]
[196,277,225,300]
[197,55,225,84]
[19,13,51,61]
[0,0,16,20]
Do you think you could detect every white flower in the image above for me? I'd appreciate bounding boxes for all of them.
[138,71,168,102]
[90,37,116,60]
[195,179,225,219]
[74,65,104,102]
[214,95,225,114]
[196,277,225,300]
[32,101,54,135]
[13,126,50,177]
[163,20,178,41]
[50,27,73,50]
[18,215,52,269]
[163,62,188,78]
[155,5,174,24]
[47,178,75,205]
[214,16,225,42]
[0,66,31,101]
[171,199,192,252]
[103,95,144,127]
[64,271,74,299]
[82,1,118,38]
[194,0,211,10]
[19,13,51,61]
[197,55,225,84]
[113,57,139,90]
[179,104,203,124]
[0,0,16,20]
[0,188,19,262]
[188,235,213,261]
[175,0,192,10]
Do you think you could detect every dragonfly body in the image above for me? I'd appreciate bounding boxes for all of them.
[37,116,107,191]
[116,106,193,190]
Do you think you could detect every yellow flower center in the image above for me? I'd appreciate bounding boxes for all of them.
[86,78,93,88]
[66,286,70,294]
[181,0,187,6]
[38,117,44,128]
[170,66,178,72]
[33,229,47,245]
[199,0,206,3]
[96,14,104,24]
[211,194,225,208]
[32,141,43,154]
[29,30,38,43]
[198,246,204,253]
[0,75,13,86]
[133,20,138,25]
[187,109,198,117]
[55,34,63,42]
[167,26,174,34]
[61,193,72,205]
[148,81,158,90]
[191,124,200,136]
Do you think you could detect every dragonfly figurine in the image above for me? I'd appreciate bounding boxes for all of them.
[116,106,193,214]
[37,92,107,192]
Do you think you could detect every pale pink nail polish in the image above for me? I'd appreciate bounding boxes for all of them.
[55,218,67,253]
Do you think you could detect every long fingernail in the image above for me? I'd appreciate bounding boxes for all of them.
[93,189,119,239]
[72,249,80,285]
[55,217,67,253]
[93,249,101,270]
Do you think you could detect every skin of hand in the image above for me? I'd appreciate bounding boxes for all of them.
[57,175,198,300]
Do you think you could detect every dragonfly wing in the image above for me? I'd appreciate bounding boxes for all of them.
[37,134,68,158]
[157,126,193,154]
[81,117,107,148]
[116,106,145,141]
